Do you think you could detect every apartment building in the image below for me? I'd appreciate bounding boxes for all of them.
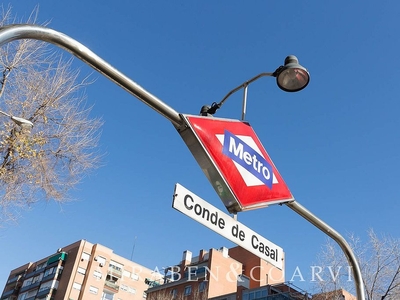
[146,245,285,300]
[312,289,356,300]
[210,282,311,300]
[144,245,353,300]
[0,240,161,300]
[1,240,351,300]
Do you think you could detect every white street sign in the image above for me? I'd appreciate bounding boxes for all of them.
[172,183,284,269]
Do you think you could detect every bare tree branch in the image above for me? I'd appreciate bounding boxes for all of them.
[0,6,102,223]
[313,229,400,300]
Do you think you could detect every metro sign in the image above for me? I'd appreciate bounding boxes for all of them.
[177,114,294,213]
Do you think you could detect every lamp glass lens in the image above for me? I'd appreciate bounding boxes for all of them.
[277,68,309,92]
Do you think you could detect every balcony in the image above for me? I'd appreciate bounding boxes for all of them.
[104,280,119,292]
[6,275,22,285]
[1,288,18,299]
[36,287,56,299]
[237,275,250,289]
[108,266,122,278]
[23,269,43,279]
[42,271,58,282]
[19,281,40,293]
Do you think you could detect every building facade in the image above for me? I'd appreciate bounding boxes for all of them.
[312,289,356,300]
[1,240,161,300]
[210,282,311,300]
[146,246,285,300]
[1,240,353,300]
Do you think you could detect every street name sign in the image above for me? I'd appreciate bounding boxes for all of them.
[172,183,284,269]
[177,115,294,213]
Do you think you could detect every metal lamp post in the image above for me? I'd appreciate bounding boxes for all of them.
[0,24,365,299]
[201,55,310,120]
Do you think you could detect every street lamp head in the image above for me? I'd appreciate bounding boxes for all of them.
[1,110,34,131]
[274,55,310,92]
[10,116,34,133]
[10,115,34,128]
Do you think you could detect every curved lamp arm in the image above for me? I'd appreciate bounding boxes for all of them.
[201,55,310,120]
[219,72,274,108]
[0,24,183,128]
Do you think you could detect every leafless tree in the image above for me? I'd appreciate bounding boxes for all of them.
[0,6,102,222]
[312,229,400,300]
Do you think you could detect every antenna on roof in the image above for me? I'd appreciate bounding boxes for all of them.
[130,236,137,261]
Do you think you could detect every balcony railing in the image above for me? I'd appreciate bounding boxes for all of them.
[108,266,122,277]
[19,281,40,293]
[104,280,119,292]
[6,275,22,285]
[1,288,18,298]
[36,287,56,299]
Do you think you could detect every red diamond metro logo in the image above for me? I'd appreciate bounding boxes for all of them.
[178,115,294,213]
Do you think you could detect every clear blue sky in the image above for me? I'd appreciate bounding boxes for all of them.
[1,0,399,295]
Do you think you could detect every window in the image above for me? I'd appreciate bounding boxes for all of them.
[7,273,24,284]
[109,261,123,272]
[17,289,38,300]
[22,279,32,288]
[44,267,55,277]
[123,270,131,278]
[94,271,102,279]
[170,289,177,299]
[39,280,54,292]
[89,286,98,294]
[184,285,192,296]
[77,267,86,275]
[101,291,114,300]
[25,290,38,299]
[81,252,90,261]
[188,267,197,278]
[199,281,207,292]
[36,262,47,271]
[32,274,43,284]
[106,274,118,284]
[72,282,81,290]
[131,273,139,281]
[142,292,147,298]
[96,256,106,266]
[120,284,128,292]
[22,273,43,287]
[243,290,267,300]
[117,284,135,294]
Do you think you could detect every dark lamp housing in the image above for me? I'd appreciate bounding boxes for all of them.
[275,55,310,92]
